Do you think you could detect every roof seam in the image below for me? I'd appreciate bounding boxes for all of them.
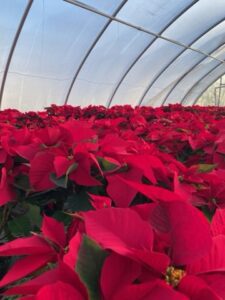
[63,0,128,105]
[138,17,225,106]
[187,63,224,105]
[64,0,225,65]
[163,41,225,106]
[106,0,199,107]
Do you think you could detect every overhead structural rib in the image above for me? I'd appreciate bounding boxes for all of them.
[64,1,225,70]
[63,0,128,105]
[180,60,224,105]
[187,65,225,105]
[138,17,225,106]
[0,0,33,107]
[106,0,199,107]
[162,41,225,106]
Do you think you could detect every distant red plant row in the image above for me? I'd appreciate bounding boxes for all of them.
[1,104,225,299]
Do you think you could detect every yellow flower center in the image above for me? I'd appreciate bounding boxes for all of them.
[165,266,186,287]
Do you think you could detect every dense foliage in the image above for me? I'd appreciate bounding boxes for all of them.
[1,104,225,299]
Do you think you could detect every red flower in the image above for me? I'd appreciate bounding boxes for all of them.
[0,215,66,287]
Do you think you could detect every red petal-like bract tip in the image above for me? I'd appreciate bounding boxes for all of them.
[35,281,85,300]
[5,261,88,299]
[0,254,54,288]
[84,207,153,255]
[211,208,225,236]
[41,215,66,248]
[106,168,143,207]
[0,167,15,206]
[179,275,220,300]
[187,235,225,275]
[53,156,72,178]
[117,176,185,202]
[0,235,52,256]
[88,193,112,209]
[150,201,212,265]
[100,253,141,300]
[63,232,82,269]
[83,207,166,271]
[200,272,225,299]
[113,280,188,300]
[29,151,55,191]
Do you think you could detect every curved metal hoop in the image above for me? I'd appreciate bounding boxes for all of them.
[138,17,225,106]
[0,0,33,107]
[106,0,199,107]
[189,65,225,105]
[63,0,128,105]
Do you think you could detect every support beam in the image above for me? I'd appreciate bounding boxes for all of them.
[0,0,33,107]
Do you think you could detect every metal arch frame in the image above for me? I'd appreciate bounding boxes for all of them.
[138,17,225,107]
[106,0,199,107]
[166,40,225,105]
[186,64,225,105]
[0,0,33,107]
[64,0,225,106]
[162,39,225,105]
[63,0,225,63]
[180,59,224,105]
[63,0,128,105]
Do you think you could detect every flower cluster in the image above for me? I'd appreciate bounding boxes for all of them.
[1,104,225,299]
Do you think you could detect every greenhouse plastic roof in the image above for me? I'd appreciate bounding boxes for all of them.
[1,0,225,111]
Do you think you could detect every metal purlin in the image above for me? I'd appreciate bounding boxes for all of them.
[64,0,225,105]
[185,64,225,105]
[106,0,199,107]
[138,17,225,107]
[161,42,225,105]
[63,0,225,63]
[163,40,225,106]
[63,0,128,105]
[180,57,224,105]
[0,0,33,108]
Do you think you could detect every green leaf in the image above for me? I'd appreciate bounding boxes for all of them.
[64,190,93,212]
[66,162,78,176]
[50,173,68,188]
[97,157,120,172]
[76,235,108,300]
[27,204,42,228]
[8,215,31,237]
[13,174,31,191]
[52,211,72,226]
[8,204,42,237]
[50,163,78,188]
[201,205,214,221]
[198,164,216,173]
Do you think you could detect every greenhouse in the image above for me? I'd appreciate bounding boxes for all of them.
[1,0,225,299]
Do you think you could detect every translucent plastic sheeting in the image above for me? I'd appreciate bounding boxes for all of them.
[67,0,192,107]
[110,40,183,107]
[164,59,221,105]
[165,47,225,105]
[115,0,192,33]
[194,20,225,54]
[141,13,225,106]
[1,0,225,110]
[162,0,225,45]
[67,21,152,107]
[183,64,225,105]
[0,0,27,87]
[76,0,123,14]
[162,23,225,105]
[141,51,206,107]
[113,0,225,107]
[1,0,117,111]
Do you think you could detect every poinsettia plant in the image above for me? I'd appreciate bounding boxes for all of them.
[1,104,225,299]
